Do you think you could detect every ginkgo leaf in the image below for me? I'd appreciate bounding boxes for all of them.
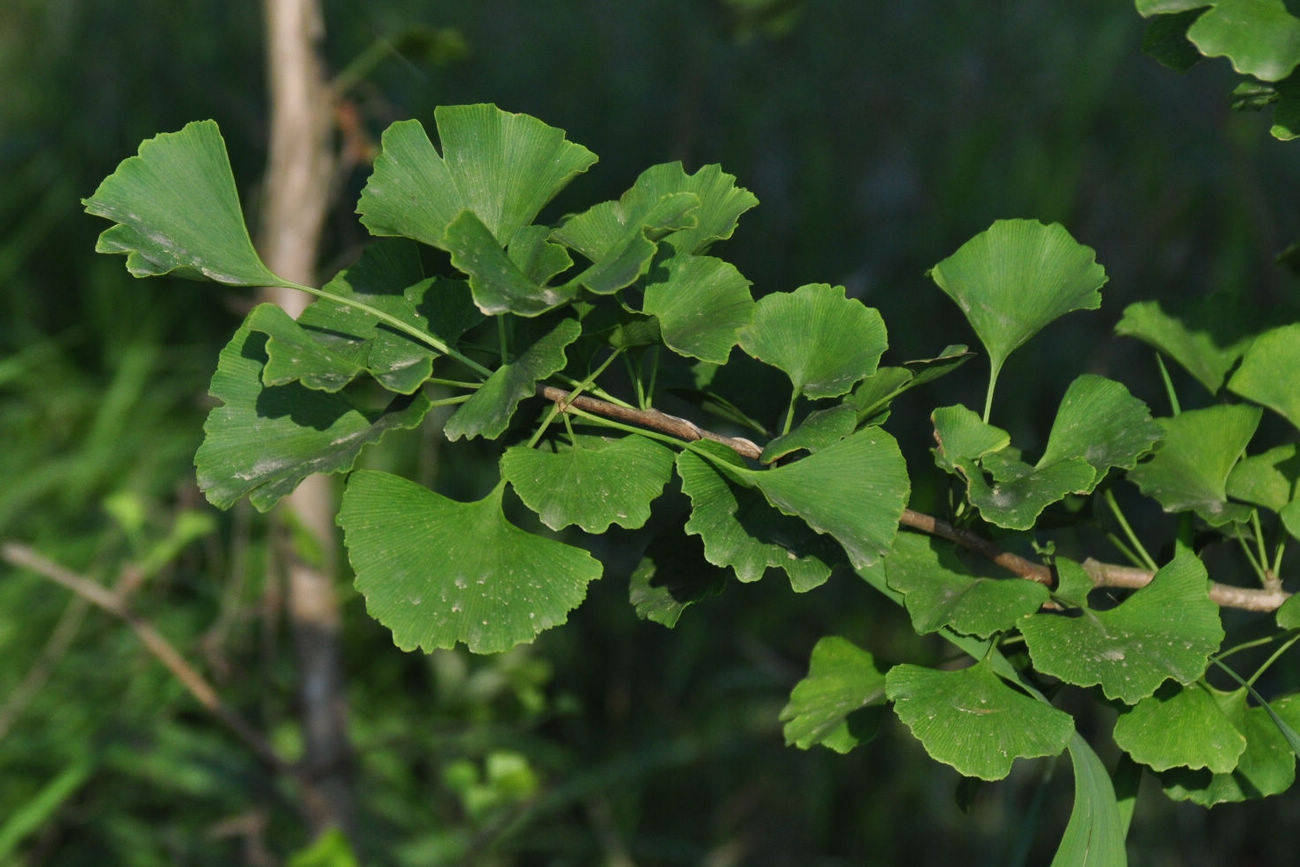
[1038,375,1162,491]
[500,435,674,533]
[883,532,1050,638]
[1159,691,1300,806]
[1113,683,1247,773]
[252,304,368,393]
[444,210,577,316]
[356,106,598,248]
[654,163,759,256]
[886,660,1073,781]
[780,636,888,754]
[642,255,755,363]
[1135,0,1210,15]
[1286,500,1300,542]
[931,405,1011,474]
[1054,734,1129,867]
[196,315,432,512]
[338,471,602,654]
[928,219,1106,386]
[1128,404,1262,526]
[444,318,580,441]
[760,404,856,464]
[847,346,973,423]
[1052,558,1096,609]
[739,428,910,570]
[1277,593,1300,629]
[676,450,840,592]
[1114,298,1255,394]
[1019,548,1224,704]
[83,120,281,286]
[628,520,728,627]
[1226,444,1300,513]
[1227,323,1300,431]
[507,224,575,285]
[1186,0,1300,82]
[739,283,888,400]
[1142,9,1207,72]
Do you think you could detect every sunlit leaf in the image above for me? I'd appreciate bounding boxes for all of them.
[1277,594,1300,629]
[1113,683,1247,772]
[1051,734,1128,867]
[83,120,281,286]
[500,435,674,532]
[1226,444,1300,513]
[1186,0,1300,82]
[1019,548,1224,703]
[928,219,1106,385]
[883,532,1050,638]
[760,404,856,463]
[1114,298,1254,394]
[507,225,574,285]
[739,283,888,399]
[444,318,581,441]
[357,106,598,248]
[1159,691,1300,805]
[338,470,601,653]
[642,255,755,363]
[196,314,432,511]
[931,404,1010,474]
[1038,375,1162,491]
[676,450,840,591]
[1135,0,1211,15]
[886,660,1073,781]
[1128,404,1261,525]
[654,162,758,256]
[780,636,888,753]
[444,210,576,316]
[1227,323,1300,431]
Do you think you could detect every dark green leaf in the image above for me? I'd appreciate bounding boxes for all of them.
[1226,444,1300,513]
[780,636,888,753]
[1038,375,1162,492]
[1227,323,1300,431]
[1142,10,1208,71]
[1051,734,1129,867]
[1113,683,1247,772]
[444,210,576,316]
[1114,298,1255,394]
[642,255,755,363]
[760,404,856,464]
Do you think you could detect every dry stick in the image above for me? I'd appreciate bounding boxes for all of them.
[538,388,1292,613]
[1,542,290,773]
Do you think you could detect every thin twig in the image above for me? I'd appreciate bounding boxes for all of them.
[536,387,1292,613]
[2,542,290,772]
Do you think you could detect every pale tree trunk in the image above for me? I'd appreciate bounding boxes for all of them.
[257,0,354,836]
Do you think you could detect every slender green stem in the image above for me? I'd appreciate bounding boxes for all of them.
[281,280,492,377]
[623,353,646,410]
[526,405,561,449]
[1235,525,1269,584]
[1252,510,1272,578]
[1105,532,1147,570]
[427,394,474,408]
[1103,489,1157,572]
[528,349,623,448]
[429,377,483,390]
[557,375,635,409]
[497,317,510,365]
[330,39,393,94]
[561,411,576,443]
[781,390,799,436]
[1215,632,1294,662]
[645,346,660,408]
[1248,633,1300,687]
[982,362,1001,424]
[1274,538,1287,577]
[1155,353,1181,416]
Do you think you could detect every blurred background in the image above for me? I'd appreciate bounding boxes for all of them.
[2,0,1299,863]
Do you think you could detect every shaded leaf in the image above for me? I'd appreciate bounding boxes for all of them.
[500,435,674,533]
[196,315,432,511]
[1053,557,1096,609]
[1227,323,1300,431]
[928,219,1106,382]
[739,283,888,399]
[1277,594,1300,629]
[507,225,574,285]
[1114,298,1255,394]
[1019,548,1224,703]
[1038,375,1162,491]
[886,660,1073,781]
[642,255,755,363]
[965,451,1095,531]
[1113,683,1246,772]
[356,106,598,248]
[780,636,888,753]
[444,318,581,441]
[760,404,856,464]
[628,523,728,628]
[931,404,1011,473]
[84,120,280,286]
[1226,444,1300,513]
[338,471,601,654]
[884,532,1050,638]
[1135,0,1211,14]
[444,210,576,316]
[1142,10,1208,71]
[676,450,840,592]
[1128,404,1262,525]
[1051,734,1128,867]
[1186,0,1300,82]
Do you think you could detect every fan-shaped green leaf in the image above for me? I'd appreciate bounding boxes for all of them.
[356,106,598,248]
[884,532,1050,638]
[444,211,577,316]
[444,318,580,441]
[1159,691,1300,805]
[507,225,574,285]
[1128,404,1261,525]
[83,120,281,286]
[196,315,432,511]
[760,404,856,464]
[931,405,1011,473]
[1038,375,1162,491]
[1277,594,1300,629]
[1114,683,1247,772]
[653,163,758,256]
[1227,444,1300,512]
[500,435,673,533]
[739,283,888,399]
[848,346,974,423]
[1053,558,1097,609]
[642,255,755,363]
[780,636,888,754]
[928,219,1106,383]
[338,471,601,654]
[965,452,1096,530]
[628,523,728,627]
[1019,548,1224,703]
[1052,734,1128,867]
[1142,10,1208,71]
[1115,299,1254,394]
[741,428,909,569]
[676,450,840,592]
[1187,0,1300,82]
[1227,323,1300,431]
[886,660,1073,781]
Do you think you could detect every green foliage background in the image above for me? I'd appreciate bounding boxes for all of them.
[2,0,1299,862]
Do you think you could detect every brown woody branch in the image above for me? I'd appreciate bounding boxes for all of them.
[538,388,1292,613]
